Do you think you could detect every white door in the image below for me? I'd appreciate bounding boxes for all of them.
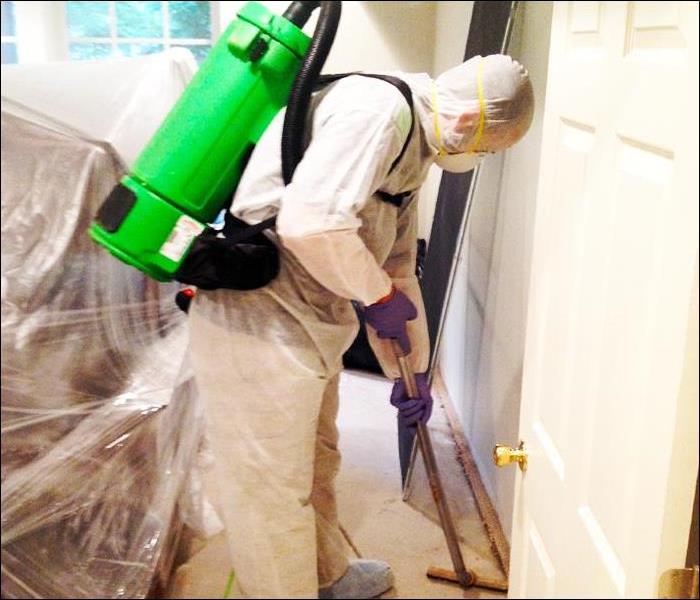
[508,2,699,598]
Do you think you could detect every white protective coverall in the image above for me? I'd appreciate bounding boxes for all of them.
[187,55,527,598]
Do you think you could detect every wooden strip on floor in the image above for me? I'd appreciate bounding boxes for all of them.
[431,370,511,576]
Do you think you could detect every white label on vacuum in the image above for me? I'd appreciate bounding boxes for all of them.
[159,215,205,262]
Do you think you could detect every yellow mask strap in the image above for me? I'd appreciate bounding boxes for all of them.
[467,58,486,154]
[431,81,448,157]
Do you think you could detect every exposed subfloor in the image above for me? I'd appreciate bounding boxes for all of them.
[167,370,507,599]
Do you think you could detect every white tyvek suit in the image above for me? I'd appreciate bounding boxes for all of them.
[186,57,519,596]
[189,74,433,599]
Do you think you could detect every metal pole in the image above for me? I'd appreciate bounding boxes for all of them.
[392,341,472,589]
[427,166,481,387]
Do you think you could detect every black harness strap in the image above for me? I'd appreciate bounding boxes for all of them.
[224,73,416,240]
[316,73,417,209]
[223,214,277,242]
[315,73,415,177]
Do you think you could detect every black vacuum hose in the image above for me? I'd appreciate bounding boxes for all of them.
[283,1,321,27]
[281,1,342,185]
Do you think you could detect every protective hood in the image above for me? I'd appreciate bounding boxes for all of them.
[401,55,533,168]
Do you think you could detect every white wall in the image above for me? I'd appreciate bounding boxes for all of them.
[438,1,553,541]
[219,1,436,74]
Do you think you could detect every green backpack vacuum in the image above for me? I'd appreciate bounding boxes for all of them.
[90,1,341,289]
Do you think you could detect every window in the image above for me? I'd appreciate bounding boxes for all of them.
[66,1,212,64]
[1,0,18,64]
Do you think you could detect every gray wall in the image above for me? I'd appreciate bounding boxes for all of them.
[418,2,473,241]
[437,1,553,540]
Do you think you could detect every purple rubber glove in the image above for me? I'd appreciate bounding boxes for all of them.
[390,372,433,429]
[364,287,418,354]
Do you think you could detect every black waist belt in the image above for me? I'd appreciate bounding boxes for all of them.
[377,190,413,208]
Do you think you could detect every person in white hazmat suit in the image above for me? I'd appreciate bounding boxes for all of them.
[188,54,534,599]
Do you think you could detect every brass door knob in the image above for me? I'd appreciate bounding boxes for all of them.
[493,441,527,471]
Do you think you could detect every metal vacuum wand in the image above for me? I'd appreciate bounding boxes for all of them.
[391,340,508,592]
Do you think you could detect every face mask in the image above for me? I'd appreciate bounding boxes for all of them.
[431,59,487,174]
[434,152,483,173]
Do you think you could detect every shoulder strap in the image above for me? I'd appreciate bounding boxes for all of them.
[316,73,417,209]
[315,73,415,175]
[223,214,277,242]
[225,73,416,237]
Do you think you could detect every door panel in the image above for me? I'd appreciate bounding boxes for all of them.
[509,2,698,597]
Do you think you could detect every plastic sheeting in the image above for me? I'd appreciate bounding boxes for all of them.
[1,51,213,598]
[0,47,198,168]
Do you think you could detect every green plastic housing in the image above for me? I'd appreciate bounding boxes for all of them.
[90,2,310,281]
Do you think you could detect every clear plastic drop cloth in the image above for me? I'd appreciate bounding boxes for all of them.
[1,50,217,599]
[0,48,199,167]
